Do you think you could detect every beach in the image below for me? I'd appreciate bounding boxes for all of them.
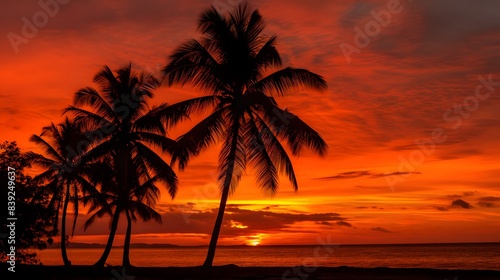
[5,264,500,280]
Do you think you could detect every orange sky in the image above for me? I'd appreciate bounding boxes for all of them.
[1,0,500,247]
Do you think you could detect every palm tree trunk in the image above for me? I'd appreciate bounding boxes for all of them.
[203,182,230,267]
[94,206,121,267]
[122,210,132,267]
[203,129,239,267]
[61,181,71,266]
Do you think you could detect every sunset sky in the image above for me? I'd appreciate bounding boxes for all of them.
[1,0,500,247]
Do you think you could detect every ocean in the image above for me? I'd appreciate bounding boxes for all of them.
[36,243,500,270]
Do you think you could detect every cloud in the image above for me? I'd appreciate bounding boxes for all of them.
[479,196,500,202]
[417,0,500,42]
[477,196,500,208]
[371,227,391,233]
[338,1,377,28]
[73,203,352,239]
[478,202,496,208]
[369,171,421,178]
[315,170,420,180]
[463,191,477,197]
[438,196,478,211]
[447,191,477,200]
[447,194,463,200]
[262,205,282,211]
[315,220,353,228]
[354,185,386,190]
[315,221,334,226]
[314,170,371,180]
[451,199,472,209]
[336,221,353,227]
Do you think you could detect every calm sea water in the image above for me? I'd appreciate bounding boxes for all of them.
[36,243,500,270]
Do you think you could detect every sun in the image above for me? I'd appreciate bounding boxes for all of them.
[246,234,264,246]
[249,239,260,246]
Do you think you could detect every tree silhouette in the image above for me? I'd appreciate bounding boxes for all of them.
[0,141,57,265]
[81,160,163,267]
[26,118,95,266]
[65,63,180,267]
[163,3,328,267]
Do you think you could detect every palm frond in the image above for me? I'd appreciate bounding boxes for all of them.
[133,176,160,206]
[163,39,226,93]
[29,135,64,163]
[250,67,327,96]
[93,65,121,102]
[217,117,246,195]
[30,166,57,185]
[134,142,178,199]
[245,116,279,196]
[135,132,177,155]
[244,9,266,52]
[72,87,117,121]
[151,96,218,129]
[133,104,168,135]
[171,108,227,170]
[128,201,162,223]
[253,113,298,191]
[83,205,113,231]
[254,36,282,75]
[266,107,328,157]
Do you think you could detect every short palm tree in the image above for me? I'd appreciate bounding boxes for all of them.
[82,160,164,267]
[27,117,95,266]
[64,63,180,267]
[163,3,328,267]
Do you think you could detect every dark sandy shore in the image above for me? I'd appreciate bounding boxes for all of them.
[4,264,500,280]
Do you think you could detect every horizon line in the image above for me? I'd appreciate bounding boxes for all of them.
[48,241,500,248]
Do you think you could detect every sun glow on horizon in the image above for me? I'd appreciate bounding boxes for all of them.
[246,234,266,246]
[249,240,260,246]
[2,0,500,252]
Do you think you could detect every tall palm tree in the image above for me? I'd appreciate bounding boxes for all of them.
[64,63,180,267]
[27,117,95,266]
[162,3,328,267]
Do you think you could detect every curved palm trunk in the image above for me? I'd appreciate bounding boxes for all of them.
[61,181,71,266]
[203,182,231,267]
[94,206,121,267]
[203,128,239,267]
[122,210,132,267]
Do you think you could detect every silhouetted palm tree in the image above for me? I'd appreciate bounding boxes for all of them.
[82,160,163,267]
[27,117,95,266]
[64,63,180,267]
[163,3,328,267]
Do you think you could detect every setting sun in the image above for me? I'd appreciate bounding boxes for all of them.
[249,240,260,246]
[247,235,263,246]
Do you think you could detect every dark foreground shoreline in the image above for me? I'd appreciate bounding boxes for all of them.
[3,264,500,280]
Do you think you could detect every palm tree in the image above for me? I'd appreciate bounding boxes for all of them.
[27,117,95,266]
[82,160,164,267]
[64,63,180,267]
[162,3,328,267]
